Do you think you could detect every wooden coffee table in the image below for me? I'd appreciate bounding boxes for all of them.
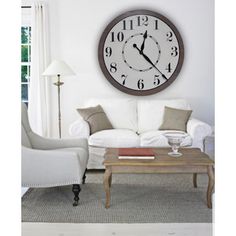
[103,148,214,209]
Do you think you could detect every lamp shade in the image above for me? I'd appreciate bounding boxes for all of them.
[42,60,75,76]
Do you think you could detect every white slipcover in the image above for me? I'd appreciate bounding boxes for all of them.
[21,103,89,187]
[69,98,212,169]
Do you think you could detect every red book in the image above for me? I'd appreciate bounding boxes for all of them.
[118,148,155,156]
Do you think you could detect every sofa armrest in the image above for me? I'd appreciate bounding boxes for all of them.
[69,119,90,138]
[21,146,82,187]
[187,118,212,150]
[28,132,88,150]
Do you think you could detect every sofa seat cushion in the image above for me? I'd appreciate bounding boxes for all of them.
[89,129,140,148]
[140,130,192,147]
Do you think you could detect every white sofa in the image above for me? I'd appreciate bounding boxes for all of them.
[69,98,212,169]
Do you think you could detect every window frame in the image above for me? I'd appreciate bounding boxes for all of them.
[21,26,31,105]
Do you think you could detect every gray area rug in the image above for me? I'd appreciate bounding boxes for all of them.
[22,172,212,223]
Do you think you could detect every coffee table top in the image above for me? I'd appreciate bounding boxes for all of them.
[104,148,214,167]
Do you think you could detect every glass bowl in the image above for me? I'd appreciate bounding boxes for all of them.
[163,132,187,157]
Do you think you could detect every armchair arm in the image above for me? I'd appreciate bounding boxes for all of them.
[69,118,90,138]
[187,118,212,150]
[22,147,82,187]
[28,132,88,150]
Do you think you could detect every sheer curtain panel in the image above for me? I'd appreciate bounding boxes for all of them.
[28,2,51,137]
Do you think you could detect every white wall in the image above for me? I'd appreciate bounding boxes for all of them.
[48,0,214,138]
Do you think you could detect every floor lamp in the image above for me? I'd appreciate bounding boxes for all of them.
[42,60,75,138]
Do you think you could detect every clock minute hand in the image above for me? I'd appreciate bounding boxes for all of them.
[133,44,168,81]
[142,53,168,81]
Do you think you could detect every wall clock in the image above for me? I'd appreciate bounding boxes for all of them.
[98,9,184,96]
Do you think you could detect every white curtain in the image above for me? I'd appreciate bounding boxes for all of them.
[28,2,51,137]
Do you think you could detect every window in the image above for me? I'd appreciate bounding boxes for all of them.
[21,7,31,106]
[21,26,31,105]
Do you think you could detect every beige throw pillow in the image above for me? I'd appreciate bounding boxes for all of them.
[159,106,192,132]
[77,105,113,134]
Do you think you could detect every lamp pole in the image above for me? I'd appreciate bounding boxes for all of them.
[53,74,64,138]
[43,60,75,139]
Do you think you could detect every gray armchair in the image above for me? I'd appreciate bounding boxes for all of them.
[21,103,89,206]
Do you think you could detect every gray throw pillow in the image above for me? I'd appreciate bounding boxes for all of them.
[77,105,113,134]
[159,106,192,132]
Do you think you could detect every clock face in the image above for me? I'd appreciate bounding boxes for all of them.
[98,10,184,96]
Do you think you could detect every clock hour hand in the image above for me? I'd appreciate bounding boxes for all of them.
[140,30,148,53]
[133,44,168,81]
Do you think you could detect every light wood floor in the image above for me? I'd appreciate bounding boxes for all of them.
[22,223,213,236]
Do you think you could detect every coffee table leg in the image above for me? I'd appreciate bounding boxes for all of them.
[207,166,214,209]
[109,173,112,188]
[104,168,112,209]
[193,173,197,188]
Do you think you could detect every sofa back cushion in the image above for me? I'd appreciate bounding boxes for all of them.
[84,99,138,132]
[137,99,191,133]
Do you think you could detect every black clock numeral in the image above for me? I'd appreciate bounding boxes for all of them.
[122,20,134,30]
[137,16,149,27]
[110,62,117,73]
[154,75,161,86]
[166,63,172,73]
[166,31,173,42]
[117,32,124,41]
[154,20,158,30]
[137,79,144,90]
[121,74,127,85]
[111,32,124,42]
[105,47,112,57]
[171,46,178,57]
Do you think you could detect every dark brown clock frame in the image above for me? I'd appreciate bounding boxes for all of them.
[98,9,184,96]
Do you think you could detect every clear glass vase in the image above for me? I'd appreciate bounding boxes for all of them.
[164,132,187,157]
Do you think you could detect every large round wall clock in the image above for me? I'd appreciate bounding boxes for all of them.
[98,9,184,96]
